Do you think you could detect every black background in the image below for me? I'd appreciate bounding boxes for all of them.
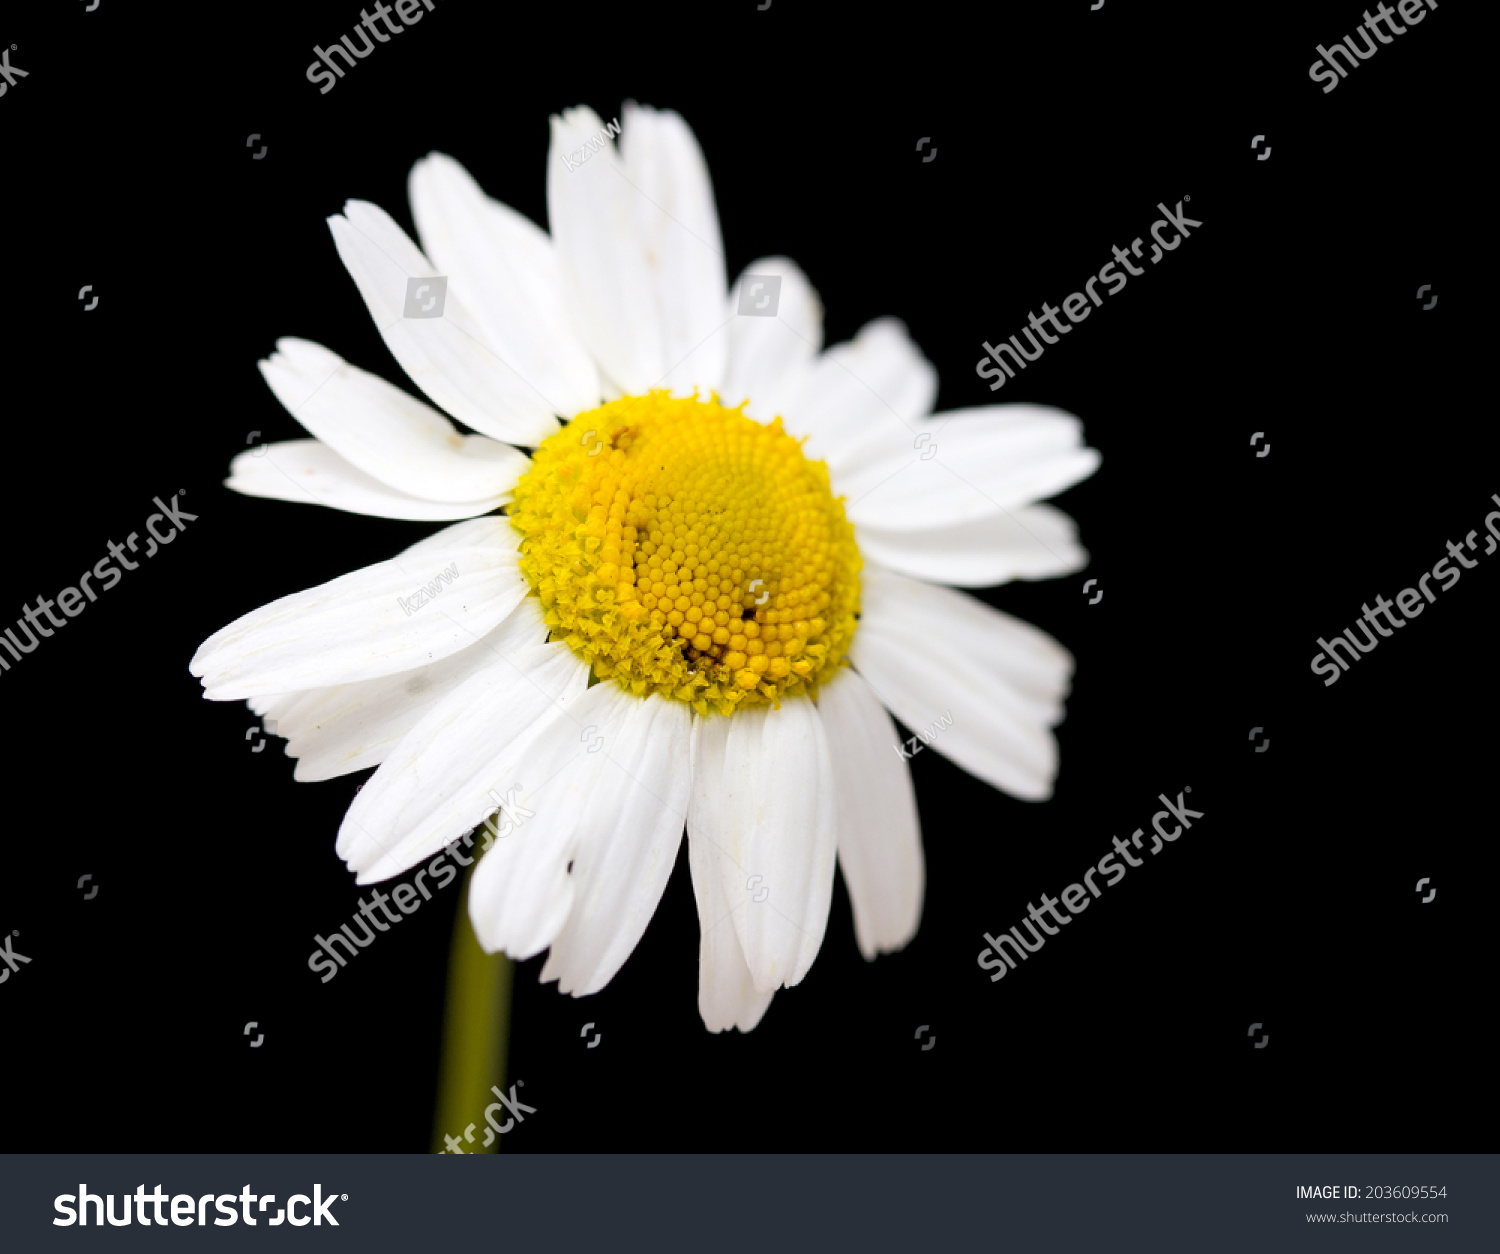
[0,0,1492,1152]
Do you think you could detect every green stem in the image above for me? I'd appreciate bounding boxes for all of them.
[431,861,513,1153]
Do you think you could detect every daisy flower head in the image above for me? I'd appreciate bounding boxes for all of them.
[190,103,1101,1032]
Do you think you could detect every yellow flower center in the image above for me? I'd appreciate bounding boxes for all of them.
[508,391,861,715]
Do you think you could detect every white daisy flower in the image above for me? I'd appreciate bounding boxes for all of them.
[191,103,1100,1032]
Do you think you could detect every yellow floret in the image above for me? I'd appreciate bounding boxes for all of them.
[507,391,861,714]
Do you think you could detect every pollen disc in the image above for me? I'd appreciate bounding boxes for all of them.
[509,391,861,715]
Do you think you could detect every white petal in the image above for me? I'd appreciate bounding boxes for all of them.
[339,642,590,884]
[619,102,728,395]
[191,517,527,700]
[855,505,1087,588]
[463,687,615,960]
[850,564,1074,801]
[687,796,776,1033]
[818,667,924,961]
[721,258,824,423]
[408,153,600,418]
[838,405,1101,530]
[538,688,693,994]
[274,598,548,782]
[467,677,683,961]
[546,107,664,393]
[329,201,562,445]
[467,802,579,962]
[689,701,837,993]
[784,318,937,474]
[253,695,302,738]
[226,440,507,520]
[259,338,530,502]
